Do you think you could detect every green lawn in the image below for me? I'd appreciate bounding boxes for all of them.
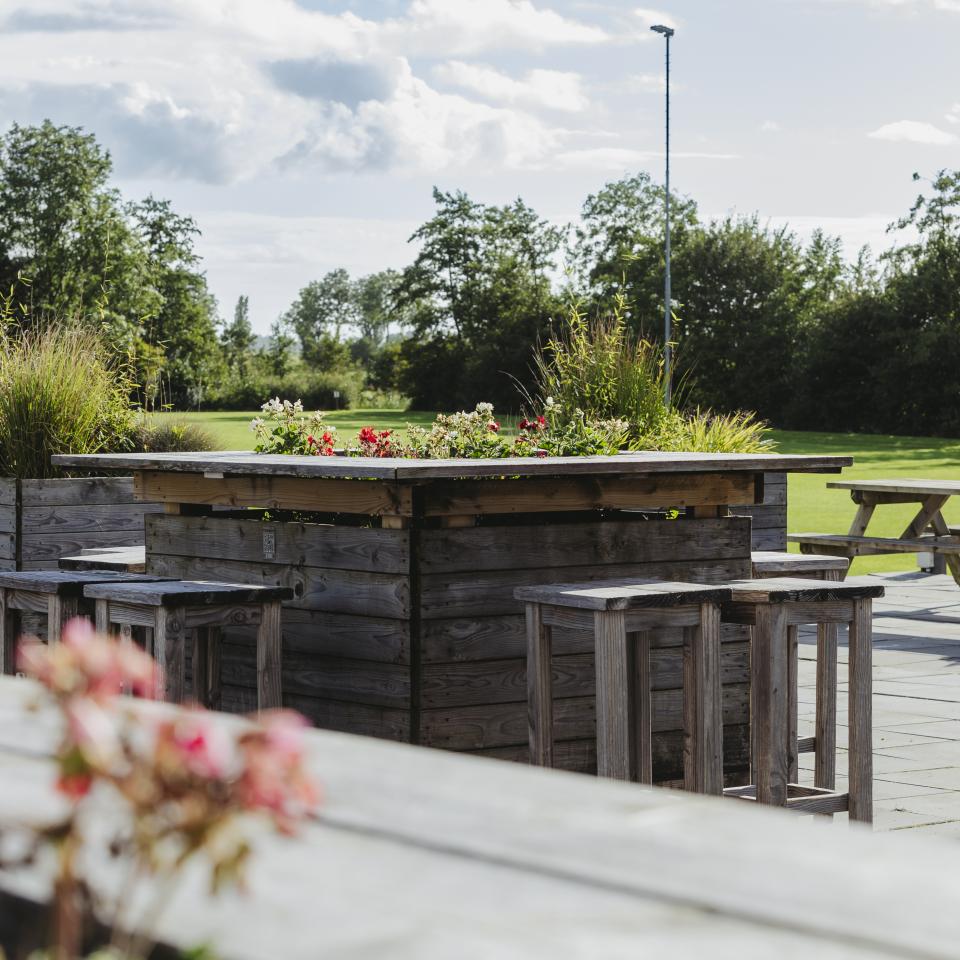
[162,411,960,577]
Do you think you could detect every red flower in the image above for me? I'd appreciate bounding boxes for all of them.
[57,772,93,800]
[537,415,547,428]
[518,418,529,430]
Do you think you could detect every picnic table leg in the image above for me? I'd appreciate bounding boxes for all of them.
[928,512,960,586]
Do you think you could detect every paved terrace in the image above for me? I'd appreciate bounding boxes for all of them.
[799,571,960,834]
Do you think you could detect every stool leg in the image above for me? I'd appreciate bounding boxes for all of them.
[154,606,186,703]
[0,588,16,675]
[633,630,653,784]
[207,627,222,711]
[787,625,799,783]
[595,609,633,781]
[48,595,79,645]
[257,601,283,710]
[683,602,724,796]
[526,603,554,767]
[753,603,790,807]
[95,599,110,635]
[848,598,873,825]
[815,569,841,791]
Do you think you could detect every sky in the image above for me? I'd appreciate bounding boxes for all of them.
[0,0,957,333]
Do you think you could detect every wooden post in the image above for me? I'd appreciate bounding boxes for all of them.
[683,603,723,796]
[787,624,799,784]
[847,597,873,825]
[154,606,186,703]
[192,627,209,706]
[815,569,841,790]
[257,601,283,710]
[47,595,79,645]
[633,631,653,784]
[594,609,632,781]
[753,603,789,807]
[526,603,553,767]
[94,599,110,635]
[0,588,13,675]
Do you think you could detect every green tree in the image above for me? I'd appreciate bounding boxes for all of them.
[395,189,562,408]
[267,318,296,377]
[222,294,256,380]
[285,268,356,366]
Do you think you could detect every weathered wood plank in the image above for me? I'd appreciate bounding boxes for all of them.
[20,531,151,563]
[418,516,750,573]
[146,554,410,619]
[20,502,151,534]
[0,505,15,533]
[421,558,749,620]
[847,597,873,824]
[0,534,14,561]
[18,477,145,506]
[789,532,960,555]
[421,473,758,516]
[146,514,409,574]
[220,646,411,709]
[0,479,16,506]
[135,470,412,516]
[514,580,730,611]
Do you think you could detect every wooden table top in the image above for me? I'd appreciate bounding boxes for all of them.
[828,478,960,497]
[2,676,959,959]
[52,450,852,481]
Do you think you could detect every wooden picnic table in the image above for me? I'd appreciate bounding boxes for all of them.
[2,675,960,959]
[791,479,960,585]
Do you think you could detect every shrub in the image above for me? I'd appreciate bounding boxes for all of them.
[0,324,137,479]
[529,296,673,446]
[251,398,336,456]
[210,366,364,411]
[131,416,217,453]
[654,409,774,454]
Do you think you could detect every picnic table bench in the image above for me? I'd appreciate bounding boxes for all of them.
[790,478,960,584]
[3,675,960,959]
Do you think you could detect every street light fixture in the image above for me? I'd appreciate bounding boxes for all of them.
[650,23,674,406]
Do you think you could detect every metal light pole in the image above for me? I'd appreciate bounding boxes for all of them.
[650,23,674,407]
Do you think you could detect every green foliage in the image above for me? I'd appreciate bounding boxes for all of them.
[529,295,671,447]
[130,416,216,453]
[654,409,774,454]
[251,398,335,455]
[0,323,137,479]
[533,408,629,457]
[285,268,356,367]
[222,294,256,381]
[210,364,363,412]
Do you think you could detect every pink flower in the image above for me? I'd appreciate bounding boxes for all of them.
[155,710,233,781]
[64,698,121,769]
[56,771,93,800]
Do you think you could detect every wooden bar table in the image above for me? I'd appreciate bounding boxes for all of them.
[53,450,850,785]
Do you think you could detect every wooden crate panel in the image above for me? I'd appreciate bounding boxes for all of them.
[19,477,140,506]
[0,505,15,533]
[221,645,411,709]
[146,514,409,575]
[420,643,749,709]
[147,553,410,619]
[0,533,14,561]
[0,479,15,506]
[418,516,750,574]
[222,610,410,664]
[420,557,749,620]
[20,502,151,534]
[422,616,749,664]
[21,530,149,563]
[419,685,749,749]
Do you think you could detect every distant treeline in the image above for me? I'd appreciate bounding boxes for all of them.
[2,120,959,435]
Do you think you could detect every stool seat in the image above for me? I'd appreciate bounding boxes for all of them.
[514,580,731,610]
[83,580,293,605]
[751,551,849,578]
[0,569,164,596]
[726,576,884,604]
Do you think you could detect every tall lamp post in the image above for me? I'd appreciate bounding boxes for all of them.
[650,23,674,406]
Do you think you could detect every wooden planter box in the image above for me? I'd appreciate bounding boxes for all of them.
[735,471,787,550]
[146,510,754,786]
[0,477,161,571]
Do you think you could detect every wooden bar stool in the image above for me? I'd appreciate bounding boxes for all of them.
[721,577,883,823]
[751,551,850,788]
[60,546,147,574]
[83,580,293,709]
[515,580,732,795]
[0,570,167,675]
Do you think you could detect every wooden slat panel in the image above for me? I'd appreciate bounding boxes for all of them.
[420,643,749,709]
[19,477,146,506]
[135,470,412,516]
[146,554,410,619]
[0,479,16,506]
[421,473,757,516]
[0,534,15,561]
[220,645,411,708]
[20,502,151,534]
[146,514,409,574]
[418,517,750,574]
[420,557,750,620]
[421,616,749,663]
[0,505,15,533]
[20,531,149,563]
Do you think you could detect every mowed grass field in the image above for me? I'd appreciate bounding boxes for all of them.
[162,411,960,576]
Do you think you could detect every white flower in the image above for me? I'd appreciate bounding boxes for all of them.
[545,396,555,408]
[476,402,494,417]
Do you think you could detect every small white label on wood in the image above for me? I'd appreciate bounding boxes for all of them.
[203,471,225,479]
[263,527,276,560]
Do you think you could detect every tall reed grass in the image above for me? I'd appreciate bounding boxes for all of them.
[0,325,137,479]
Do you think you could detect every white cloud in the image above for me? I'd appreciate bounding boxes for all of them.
[433,61,588,112]
[868,119,958,144]
[554,146,738,170]
[760,120,782,133]
[945,103,960,124]
[632,7,679,31]
[625,73,666,93]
